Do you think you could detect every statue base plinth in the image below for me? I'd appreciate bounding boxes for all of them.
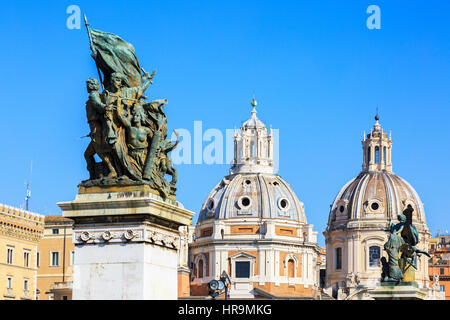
[370,282,427,300]
[58,185,194,300]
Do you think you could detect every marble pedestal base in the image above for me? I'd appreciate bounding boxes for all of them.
[58,185,194,300]
[370,282,427,300]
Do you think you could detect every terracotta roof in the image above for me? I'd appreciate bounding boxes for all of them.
[44,215,73,224]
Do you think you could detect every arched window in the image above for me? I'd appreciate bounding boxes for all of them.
[383,147,387,165]
[198,259,204,278]
[250,142,255,157]
[288,259,295,278]
[375,146,380,164]
[367,147,371,165]
[369,246,380,267]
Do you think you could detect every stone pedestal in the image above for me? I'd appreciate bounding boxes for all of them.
[58,185,194,300]
[370,282,427,300]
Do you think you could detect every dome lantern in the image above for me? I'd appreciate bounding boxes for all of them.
[362,115,393,173]
[230,98,274,175]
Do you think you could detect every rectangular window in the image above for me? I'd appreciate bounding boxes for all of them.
[7,248,13,264]
[440,268,445,275]
[235,261,250,278]
[440,285,445,292]
[70,251,75,266]
[24,251,30,267]
[24,279,28,291]
[36,252,40,268]
[369,246,381,267]
[50,252,60,266]
[335,248,342,270]
[52,228,59,235]
[62,295,68,300]
[7,277,12,289]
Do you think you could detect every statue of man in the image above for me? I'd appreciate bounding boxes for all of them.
[84,78,117,179]
[158,132,179,187]
[117,103,153,169]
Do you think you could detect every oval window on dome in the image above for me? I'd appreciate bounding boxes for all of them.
[207,199,215,210]
[245,179,251,185]
[339,206,345,213]
[278,198,290,211]
[371,202,379,210]
[238,196,252,209]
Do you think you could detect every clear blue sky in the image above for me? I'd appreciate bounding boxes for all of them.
[1,1,449,247]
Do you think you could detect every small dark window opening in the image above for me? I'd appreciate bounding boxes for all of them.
[339,206,345,213]
[235,261,250,278]
[52,229,59,235]
[369,246,381,267]
[198,259,204,278]
[371,202,379,210]
[335,248,342,270]
[245,180,251,185]
[280,199,288,209]
[241,197,250,207]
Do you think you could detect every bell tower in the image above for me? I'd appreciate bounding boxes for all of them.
[362,115,393,172]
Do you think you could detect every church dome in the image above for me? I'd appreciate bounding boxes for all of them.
[328,171,426,227]
[327,116,427,229]
[190,99,320,300]
[198,173,306,223]
[197,98,306,224]
[323,116,431,298]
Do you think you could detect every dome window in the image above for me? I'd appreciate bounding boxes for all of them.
[207,199,215,210]
[238,196,252,209]
[245,179,251,185]
[273,181,279,186]
[277,198,290,211]
[339,206,345,213]
[366,199,383,214]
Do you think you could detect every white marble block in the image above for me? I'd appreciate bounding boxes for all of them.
[58,186,194,300]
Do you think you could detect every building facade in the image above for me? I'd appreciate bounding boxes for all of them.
[0,203,44,300]
[323,116,435,300]
[190,100,321,299]
[37,215,74,300]
[428,234,450,300]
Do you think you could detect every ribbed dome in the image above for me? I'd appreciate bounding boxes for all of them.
[197,173,307,223]
[327,171,427,228]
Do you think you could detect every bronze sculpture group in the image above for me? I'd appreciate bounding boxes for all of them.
[81,17,178,199]
[383,205,430,283]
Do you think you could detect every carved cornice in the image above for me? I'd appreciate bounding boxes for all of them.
[0,223,43,243]
[74,224,180,250]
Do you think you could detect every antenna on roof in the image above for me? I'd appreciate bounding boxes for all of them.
[25,161,32,211]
